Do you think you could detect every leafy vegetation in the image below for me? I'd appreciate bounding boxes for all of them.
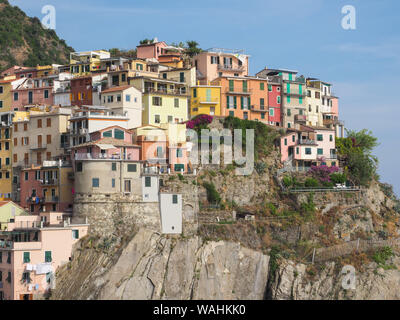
[223,116,279,161]
[109,48,137,59]
[336,129,379,186]
[0,0,74,69]
[202,181,221,204]
[372,246,396,270]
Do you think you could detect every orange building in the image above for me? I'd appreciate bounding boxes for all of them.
[217,76,269,123]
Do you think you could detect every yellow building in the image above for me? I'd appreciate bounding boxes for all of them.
[129,76,189,126]
[190,81,221,117]
[69,50,111,76]
[36,65,54,78]
[0,200,27,230]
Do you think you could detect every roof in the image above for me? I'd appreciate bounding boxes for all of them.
[0,200,26,211]
[101,85,134,93]
[72,137,141,149]
[300,124,335,132]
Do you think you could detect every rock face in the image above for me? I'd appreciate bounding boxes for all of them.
[270,256,400,300]
[51,228,269,300]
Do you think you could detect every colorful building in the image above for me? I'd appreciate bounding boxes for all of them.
[70,76,93,107]
[267,75,282,126]
[217,76,269,123]
[0,201,27,230]
[190,81,221,117]
[0,211,88,300]
[305,79,324,127]
[280,125,338,170]
[69,50,110,76]
[129,76,189,126]
[19,160,74,214]
[100,85,143,129]
[193,48,249,82]
[136,40,168,60]
[72,126,142,195]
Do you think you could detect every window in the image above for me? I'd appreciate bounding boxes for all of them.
[92,178,99,188]
[317,134,323,141]
[46,135,51,144]
[112,178,115,188]
[122,74,126,82]
[7,272,11,283]
[154,115,160,124]
[296,147,299,155]
[277,96,281,104]
[287,109,291,116]
[172,194,178,204]
[260,98,265,109]
[229,111,234,117]
[229,80,234,92]
[0,252,2,263]
[268,84,272,92]
[114,129,124,140]
[13,154,17,163]
[103,130,112,138]
[112,162,117,171]
[76,162,83,172]
[261,113,265,119]
[193,88,197,98]
[24,123,27,131]
[127,164,137,172]
[269,108,274,116]
[260,82,264,90]
[5,142,9,150]
[126,94,131,102]
[152,97,162,106]
[243,80,248,92]
[174,98,179,108]
[14,123,18,132]
[14,92,18,101]
[330,135,333,142]
[72,230,79,239]
[157,146,163,158]
[117,94,122,102]
[292,135,295,142]
[44,90,49,99]
[45,251,52,262]
[284,138,287,146]
[23,252,30,263]
[176,148,183,158]
[25,172,29,180]
[7,252,11,264]
[37,119,42,128]
[305,148,312,155]
[315,92,320,99]
[46,118,51,127]
[307,90,311,97]
[124,180,131,193]
[145,176,151,187]
[317,148,323,155]
[107,95,114,103]
[0,86,2,94]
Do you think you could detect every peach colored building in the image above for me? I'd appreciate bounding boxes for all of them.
[193,48,249,82]
[0,212,88,300]
[136,40,168,60]
[217,76,269,123]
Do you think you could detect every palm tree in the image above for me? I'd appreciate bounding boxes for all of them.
[185,41,202,57]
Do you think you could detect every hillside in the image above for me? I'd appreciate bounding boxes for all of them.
[0,0,74,70]
[50,118,400,300]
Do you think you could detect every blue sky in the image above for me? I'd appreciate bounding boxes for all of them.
[10,0,400,195]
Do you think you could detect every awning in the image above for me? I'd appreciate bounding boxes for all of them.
[96,144,115,150]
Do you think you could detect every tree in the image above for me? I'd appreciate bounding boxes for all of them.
[185,40,202,57]
[139,38,153,45]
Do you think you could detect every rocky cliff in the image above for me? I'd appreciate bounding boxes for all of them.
[51,229,269,300]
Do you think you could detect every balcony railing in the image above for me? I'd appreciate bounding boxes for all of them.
[30,144,47,150]
[27,196,44,204]
[294,114,307,122]
[217,64,244,72]
[144,87,188,96]
[41,179,58,186]
[44,196,59,203]
[225,88,252,95]
[198,98,219,104]
[74,153,135,161]
[298,139,317,145]
[250,104,266,111]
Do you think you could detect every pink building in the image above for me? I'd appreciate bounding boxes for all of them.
[280,125,337,169]
[267,77,282,126]
[19,161,74,215]
[11,76,54,110]
[136,40,168,60]
[0,212,88,300]
[193,48,249,82]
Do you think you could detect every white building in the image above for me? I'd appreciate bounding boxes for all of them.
[159,193,182,234]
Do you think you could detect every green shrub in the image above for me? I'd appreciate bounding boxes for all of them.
[373,246,394,267]
[255,162,267,175]
[266,203,278,216]
[282,176,293,188]
[202,182,221,204]
[178,173,184,181]
[305,178,319,188]
[330,172,347,184]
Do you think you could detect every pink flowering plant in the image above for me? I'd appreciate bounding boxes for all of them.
[309,165,340,186]
[186,114,213,130]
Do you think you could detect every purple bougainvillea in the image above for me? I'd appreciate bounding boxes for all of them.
[309,165,339,183]
[186,114,213,129]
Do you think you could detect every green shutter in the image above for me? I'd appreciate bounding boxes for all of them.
[248,97,251,108]
[240,96,244,109]
[234,96,237,109]
[145,176,151,187]
[45,251,52,262]
[157,146,163,158]
[23,252,30,263]
[243,81,247,92]
[229,80,234,91]
[287,83,290,94]
[172,195,178,204]
[114,129,125,140]
[226,95,229,108]
[260,83,264,90]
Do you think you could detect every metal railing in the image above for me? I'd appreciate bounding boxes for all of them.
[74,153,135,160]
[217,64,244,72]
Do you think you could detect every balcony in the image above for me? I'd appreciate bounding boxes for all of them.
[30,144,47,150]
[27,196,44,204]
[41,179,58,186]
[217,64,244,72]
[323,118,344,126]
[298,139,317,145]
[294,114,307,122]
[283,88,306,97]
[44,196,59,203]
[74,153,136,161]
[144,87,188,96]
[0,164,12,171]
[198,98,219,104]
[250,104,266,112]
[225,88,252,95]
